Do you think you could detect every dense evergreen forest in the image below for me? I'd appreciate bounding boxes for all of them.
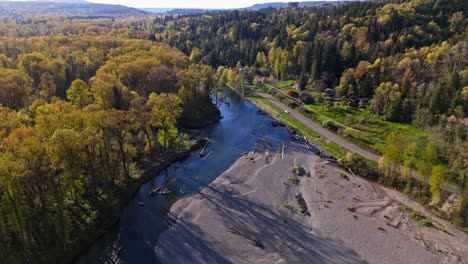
[0,0,466,262]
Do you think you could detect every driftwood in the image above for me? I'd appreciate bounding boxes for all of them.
[281,142,285,159]
[229,227,264,249]
[149,170,179,197]
[203,150,213,160]
[303,136,310,149]
[149,186,171,197]
[199,141,211,157]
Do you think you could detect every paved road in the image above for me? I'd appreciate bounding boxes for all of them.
[253,90,460,194]
[257,92,381,162]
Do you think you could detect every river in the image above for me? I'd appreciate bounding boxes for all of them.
[77,89,293,263]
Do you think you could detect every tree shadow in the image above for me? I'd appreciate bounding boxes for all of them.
[157,143,366,263]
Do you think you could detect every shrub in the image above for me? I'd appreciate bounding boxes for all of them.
[343,127,355,138]
[338,172,349,180]
[287,90,299,98]
[409,209,433,227]
[297,204,306,214]
[322,119,340,131]
[289,176,300,185]
[340,152,381,181]
[288,101,298,108]
[292,166,301,175]
[299,92,314,104]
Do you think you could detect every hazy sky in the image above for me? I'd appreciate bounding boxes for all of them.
[86,0,321,9]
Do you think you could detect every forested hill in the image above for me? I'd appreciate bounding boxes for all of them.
[0,1,146,17]
[150,0,467,123]
[143,0,467,227]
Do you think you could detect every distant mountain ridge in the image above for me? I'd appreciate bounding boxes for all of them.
[0,0,146,17]
[246,1,330,10]
[143,1,347,15]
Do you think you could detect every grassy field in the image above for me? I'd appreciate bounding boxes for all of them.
[266,82,427,154]
[249,95,349,160]
[301,102,427,154]
[271,80,295,88]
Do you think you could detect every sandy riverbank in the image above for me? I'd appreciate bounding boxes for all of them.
[156,139,468,264]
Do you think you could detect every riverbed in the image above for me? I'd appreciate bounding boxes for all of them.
[77,89,294,263]
[77,89,468,264]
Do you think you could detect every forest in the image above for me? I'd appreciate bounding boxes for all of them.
[0,0,466,262]
[0,36,220,262]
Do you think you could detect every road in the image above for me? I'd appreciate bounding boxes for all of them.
[253,90,460,194]
[257,92,381,162]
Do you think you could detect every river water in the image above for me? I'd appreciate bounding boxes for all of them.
[78,89,293,263]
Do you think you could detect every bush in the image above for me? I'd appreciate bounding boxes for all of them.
[297,204,306,214]
[338,172,349,180]
[288,101,298,108]
[347,205,356,212]
[299,92,314,104]
[339,152,381,181]
[409,209,433,227]
[287,90,299,98]
[322,119,340,131]
[292,166,301,175]
[343,127,355,138]
[452,196,468,230]
[289,176,300,185]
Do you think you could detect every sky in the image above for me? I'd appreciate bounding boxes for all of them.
[86,0,323,9]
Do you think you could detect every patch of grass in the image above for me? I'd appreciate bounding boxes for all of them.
[439,225,451,234]
[376,226,385,231]
[315,139,348,160]
[272,80,295,88]
[283,201,291,209]
[409,209,433,227]
[280,217,288,223]
[297,204,306,214]
[292,166,301,175]
[338,172,349,180]
[347,205,356,212]
[289,176,300,185]
[302,102,427,154]
[352,214,358,219]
